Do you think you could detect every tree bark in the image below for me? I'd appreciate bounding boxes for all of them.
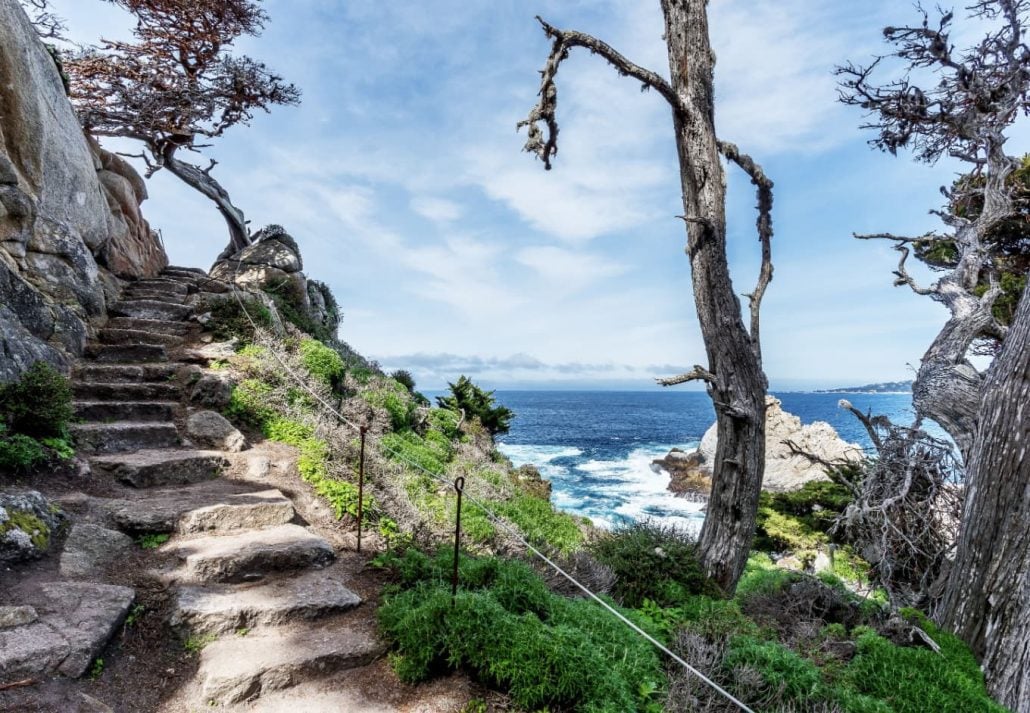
[661,0,768,591]
[940,285,1030,712]
[162,147,250,256]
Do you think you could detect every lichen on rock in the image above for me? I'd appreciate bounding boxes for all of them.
[0,489,65,563]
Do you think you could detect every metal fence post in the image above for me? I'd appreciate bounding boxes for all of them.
[356,425,367,553]
[451,476,466,606]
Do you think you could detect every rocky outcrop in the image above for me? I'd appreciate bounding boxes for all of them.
[0,0,166,381]
[209,225,341,338]
[186,410,247,452]
[0,490,65,563]
[657,396,864,495]
[92,141,167,278]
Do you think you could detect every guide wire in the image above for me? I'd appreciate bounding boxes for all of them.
[226,262,755,713]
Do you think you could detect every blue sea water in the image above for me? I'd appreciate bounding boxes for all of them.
[491,391,921,533]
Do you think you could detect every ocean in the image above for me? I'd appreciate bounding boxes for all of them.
[490,391,922,533]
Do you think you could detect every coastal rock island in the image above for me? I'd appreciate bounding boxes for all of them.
[654,396,863,496]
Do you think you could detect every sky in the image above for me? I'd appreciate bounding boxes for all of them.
[45,0,1026,391]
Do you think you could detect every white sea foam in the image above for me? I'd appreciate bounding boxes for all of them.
[498,443,583,465]
[501,441,706,535]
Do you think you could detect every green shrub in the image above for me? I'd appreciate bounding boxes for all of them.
[363,381,416,432]
[678,594,760,640]
[589,521,720,607]
[299,338,345,388]
[735,552,798,599]
[40,437,74,460]
[0,432,47,472]
[265,288,334,343]
[206,296,273,342]
[490,495,583,554]
[436,376,513,436]
[754,481,852,554]
[225,379,277,427]
[381,431,449,476]
[378,551,663,712]
[427,408,461,440]
[837,618,1007,712]
[0,362,73,438]
[725,636,824,702]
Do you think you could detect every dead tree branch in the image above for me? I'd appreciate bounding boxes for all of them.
[656,365,716,387]
[517,16,686,170]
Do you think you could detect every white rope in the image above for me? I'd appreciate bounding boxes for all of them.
[225,262,754,713]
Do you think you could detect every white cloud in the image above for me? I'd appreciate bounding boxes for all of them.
[516,245,627,292]
[410,196,463,223]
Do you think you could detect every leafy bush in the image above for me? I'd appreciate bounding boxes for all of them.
[206,296,273,342]
[381,431,449,476]
[724,636,824,702]
[491,494,583,554]
[363,380,417,432]
[436,375,513,436]
[391,369,416,392]
[0,361,73,438]
[299,338,345,389]
[225,379,277,427]
[378,551,663,712]
[0,432,47,472]
[838,616,1008,713]
[589,521,720,607]
[427,407,461,440]
[754,480,852,554]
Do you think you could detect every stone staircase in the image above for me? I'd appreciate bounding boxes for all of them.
[66,266,385,709]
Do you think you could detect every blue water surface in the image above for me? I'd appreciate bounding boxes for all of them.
[481,391,920,532]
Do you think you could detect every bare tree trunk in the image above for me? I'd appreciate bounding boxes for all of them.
[939,286,1030,711]
[518,0,773,593]
[661,0,768,591]
[163,148,251,256]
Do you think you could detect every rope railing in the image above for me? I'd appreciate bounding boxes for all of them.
[225,262,755,713]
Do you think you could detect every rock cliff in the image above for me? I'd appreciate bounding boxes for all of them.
[210,224,340,337]
[655,396,864,495]
[0,0,166,381]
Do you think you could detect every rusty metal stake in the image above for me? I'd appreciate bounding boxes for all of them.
[451,476,466,606]
[356,425,367,553]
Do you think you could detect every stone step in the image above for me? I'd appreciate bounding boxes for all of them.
[171,568,360,635]
[73,381,180,401]
[71,422,180,454]
[99,327,185,347]
[164,265,208,276]
[218,676,403,713]
[84,343,168,363]
[108,317,194,336]
[132,278,190,295]
[197,617,382,705]
[74,400,177,422]
[73,362,181,383]
[90,448,227,488]
[0,582,135,680]
[110,299,192,322]
[172,524,335,583]
[102,485,294,534]
[122,288,190,304]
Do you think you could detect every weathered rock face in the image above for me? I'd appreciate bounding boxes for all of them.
[0,0,166,381]
[657,396,864,495]
[209,225,341,339]
[93,141,167,278]
[187,410,247,452]
[0,490,65,563]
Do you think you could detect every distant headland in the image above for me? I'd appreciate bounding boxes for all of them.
[815,380,913,394]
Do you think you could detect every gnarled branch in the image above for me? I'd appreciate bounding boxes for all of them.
[719,140,774,361]
[517,16,685,170]
[656,365,715,387]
